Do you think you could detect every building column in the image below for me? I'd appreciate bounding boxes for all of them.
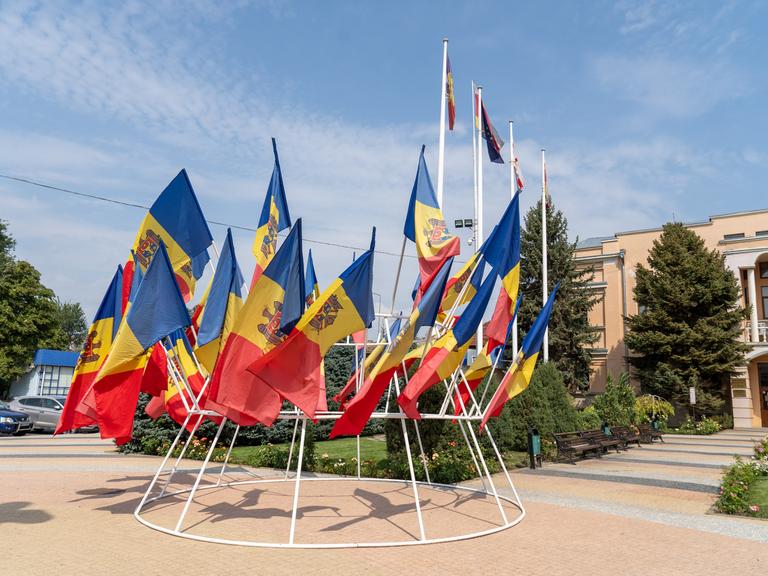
[748,267,759,343]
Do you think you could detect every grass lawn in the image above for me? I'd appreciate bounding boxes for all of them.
[746,477,768,516]
[230,436,388,464]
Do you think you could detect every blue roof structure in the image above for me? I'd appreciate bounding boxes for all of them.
[33,349,79,368]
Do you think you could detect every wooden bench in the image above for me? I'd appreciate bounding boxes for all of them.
[637,423,664,443]
[610,425,641,448]
[553,432,603,463]
[578,429,624,453]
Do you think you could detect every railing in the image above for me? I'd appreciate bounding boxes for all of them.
[743,320,768,343]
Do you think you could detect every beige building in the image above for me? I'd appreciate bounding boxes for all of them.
[574,208,768,429]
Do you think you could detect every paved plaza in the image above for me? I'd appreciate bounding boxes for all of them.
[3,431,768,575]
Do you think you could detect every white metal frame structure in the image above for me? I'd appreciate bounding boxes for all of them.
[134,313,526,548]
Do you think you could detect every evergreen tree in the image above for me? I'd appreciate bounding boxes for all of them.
[624,223,747,413]
[515,199,600,393]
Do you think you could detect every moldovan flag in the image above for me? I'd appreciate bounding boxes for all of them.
[204,220,305,426]
[438,252,485,321]
[333,317,401,409]
[482,194,521,351]
[481,284,559,430]
[454,295,521,415]
[92,242,192,441]
[446,55,456,130]
[404,146,460,300]
[331,258,453,438]
[195,229,245,373]
[305,249,320,306]
[246,229,377,421]
[55,266,123,435]
[251,138,292,287]
[397,268,496,419]
[131,170,213,302]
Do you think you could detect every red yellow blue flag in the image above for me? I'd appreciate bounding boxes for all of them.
[251,138,292,287]
[205,220,305,426]
[481,285,559,430]
[56,266,123,435]
[195,229,245,373]
[404,146,460,300]
[131,169,213,302]
[331,258,453,437]
[246,229,376,420]
[92,242,191,441]
[397,267,496,419]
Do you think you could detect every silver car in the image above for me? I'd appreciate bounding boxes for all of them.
[9,395,67,432]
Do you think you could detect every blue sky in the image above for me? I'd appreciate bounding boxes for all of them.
[0,0,766,318]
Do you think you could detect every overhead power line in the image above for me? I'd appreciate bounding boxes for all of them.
[0,173,428,261]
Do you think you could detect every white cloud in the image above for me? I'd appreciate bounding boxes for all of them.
[0,0,747,320]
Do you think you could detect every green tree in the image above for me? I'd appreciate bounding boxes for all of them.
[516,199,600,393]
[54,299,88,351]
[625,223,747,413]
[592,372,636,426]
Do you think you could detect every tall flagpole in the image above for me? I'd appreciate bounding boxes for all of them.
[509,120,518,357]
[476,85,484,351]
[541,149,549,362]
[436,38,448,210]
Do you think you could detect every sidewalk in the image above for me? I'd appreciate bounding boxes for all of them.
[2,433,768,575]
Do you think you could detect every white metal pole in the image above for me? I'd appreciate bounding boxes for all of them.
[471,81,479,255]
[288,417,307,545]
[541,149,549,362]
[476,86,485,352]
[389,237,407,314]
[436,38,449,210]
[216,424,239,487]
[174,416,228,532]
[392,375,426,541]
[510,121,519,356]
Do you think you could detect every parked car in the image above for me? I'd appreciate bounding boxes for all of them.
[0,400,33,436]
[9,395,68,432]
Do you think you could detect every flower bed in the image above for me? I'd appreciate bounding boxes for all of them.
[715,437,768,518]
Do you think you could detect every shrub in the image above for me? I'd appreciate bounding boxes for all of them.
[716,457,760,515]
[575,406,601,430]
[634,395,675,424]
[711,413,734,430]
[489,362,579,452]
[672,416,721,435]
[592,372,636,426]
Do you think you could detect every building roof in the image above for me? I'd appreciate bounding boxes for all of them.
[33,349,79,368]
[576,236,613,249]
[576,207,768,249]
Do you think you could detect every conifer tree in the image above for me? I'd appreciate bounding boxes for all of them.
[515,199,600,393]
[625,222,747,413]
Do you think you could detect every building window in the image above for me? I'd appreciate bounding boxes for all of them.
[760,262,768,279]
[762,287,768,320]
[39,365,67,396]
[757,230,768,237]
[724,233,745,241]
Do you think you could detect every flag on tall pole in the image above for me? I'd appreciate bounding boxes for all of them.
[510,121,524,194]
[541,149,549,362]
[436,38,452,209]
[246,229,377,421]
[481,285,559,430]
[404,146,460,301]
[305,249,320,307]
[478,94,505,164]
[92,242,192,441]
[204,220,305,426]
[55,266,123,435]
[251,138,292,287]
[195,229,245,373]
[130,169,213,302]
